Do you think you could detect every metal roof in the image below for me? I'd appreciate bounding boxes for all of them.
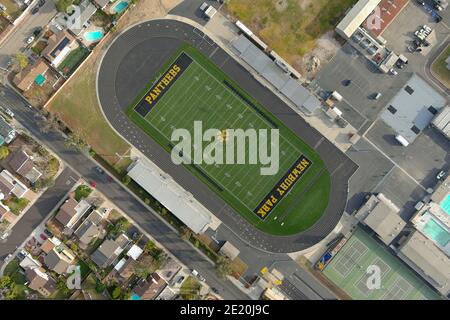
[381,74,447,144]
[127,158,212,234]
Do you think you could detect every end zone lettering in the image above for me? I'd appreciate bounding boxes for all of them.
[254,155,312,220]
[134,52,193,117]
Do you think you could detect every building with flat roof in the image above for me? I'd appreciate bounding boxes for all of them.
[336,0,381,39]
[363,0,409,37]
[398,230,450,296]
[127,158,212,234]
[381,74,447,144]
[219,241,240,260]
[356,194,405,245]
[231,34,321,115]
[432,105,450,140]
[431,175,450,204]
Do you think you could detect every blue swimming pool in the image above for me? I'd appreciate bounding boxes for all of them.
[84,30,104,42]
[112,1,129,14]
[440,194,450,215]
[422,218,450,248]
[130,294,141,300]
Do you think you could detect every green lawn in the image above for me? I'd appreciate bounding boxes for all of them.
[179,276,201,300]
[58,47,90,76]
[126,45,330,236]
[322,228,441,300]
[431,44,450,88]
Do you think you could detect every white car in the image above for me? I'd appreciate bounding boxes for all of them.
[0,4,6,11]
[26,35,35,44]
[389,68,398,76]
[436,170,447,180]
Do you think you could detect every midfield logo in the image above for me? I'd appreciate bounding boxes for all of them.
[171,121,280,176]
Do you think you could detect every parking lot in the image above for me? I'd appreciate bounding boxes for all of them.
[366,120,450,188]
[381,1,450,75]
[315,44,410,132]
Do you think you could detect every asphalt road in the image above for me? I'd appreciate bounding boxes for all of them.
[0,0,57,69]
[0,167,79,267]
[97,19,358,253]
[0,84,249,300]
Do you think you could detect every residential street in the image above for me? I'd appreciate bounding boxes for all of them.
[0,0,57,69]
[0,84,250,300]
[0,167,79,265]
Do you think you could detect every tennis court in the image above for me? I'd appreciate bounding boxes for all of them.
[322,228,441,300]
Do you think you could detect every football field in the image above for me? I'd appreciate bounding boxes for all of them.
[126,45,331,235]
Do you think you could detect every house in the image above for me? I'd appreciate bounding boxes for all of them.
[55,197,91,229]
[65,0,97,36]
[74,210,105,249]
[131,272,167,300]
[91,233,130,268]
[41,30,78,67]
[8,149,43,184]
[25,267,57,297]
[0,202,11,221]
[0,117,16,145]
[0,169,29,199]
[126,244,143,261]
[93,0,110,9]
[13,59,49,92]
[44,240,76,275]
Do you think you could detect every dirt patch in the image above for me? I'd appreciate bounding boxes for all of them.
[275,0,289,12]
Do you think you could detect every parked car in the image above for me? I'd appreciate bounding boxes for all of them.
[39,233,47,241]
[176,276,185,284]
[38,0,45,7]
[211,287,220,294]
[5,108,14,118]
[373,92,382,100]
[26,36,35,45]
[0,4,6,11]
[343,79,352,86]
[95,166,104,174]
[31,6,39,14]
[43,229,53,238]
[436,170,447,180]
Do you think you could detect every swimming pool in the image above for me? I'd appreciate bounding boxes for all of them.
[34,74,46,86]
[112,1,129,14]
[84,30,104,42]
[440,194,450,215]
[422,218,450,248]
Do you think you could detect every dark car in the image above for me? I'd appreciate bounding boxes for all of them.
[38,0,45,7]
[43,229,53,238]
[31,6,39,14]
[342,79,352,86]
[33,27,42,37]
[176,276,185,284]
[211,287,220,294]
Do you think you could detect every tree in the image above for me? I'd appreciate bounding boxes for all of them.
[32,178,55,191]
[121,175,131,185]
[13,53,28,70]
[46,157,60,177]
[57,279,71,296]
[56,0,73,12]
[64,133,87,152]
[215,256,232,279]
[107,217,130,238]
[0,276,12,289]
[74,184,92,201]
[111,286,122,299]
[0,146,9,160]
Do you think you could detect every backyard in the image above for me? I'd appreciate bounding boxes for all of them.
[226,0,357,69]
[47,0,182,166]
[58,47,90,76]
[431,44,450,88]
